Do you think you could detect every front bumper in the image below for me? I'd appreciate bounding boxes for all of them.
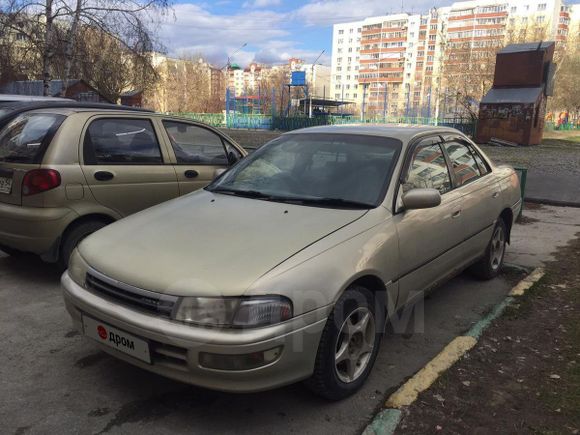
[62,272,329,393]
[0,202,75,255]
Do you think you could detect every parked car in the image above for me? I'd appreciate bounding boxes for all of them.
[0,104,246,267]
[62,125,521,400]
[0,94,73,102]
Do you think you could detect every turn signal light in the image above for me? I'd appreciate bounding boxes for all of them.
[22,169,61,196]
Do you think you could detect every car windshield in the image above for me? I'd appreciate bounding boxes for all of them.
[0,113,65,163]
[207,133,401,208]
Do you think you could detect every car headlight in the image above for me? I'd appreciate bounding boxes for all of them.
[173,296,293,327]
[68,248,89,287]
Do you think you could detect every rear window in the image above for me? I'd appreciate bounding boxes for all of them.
[0,113,65,163]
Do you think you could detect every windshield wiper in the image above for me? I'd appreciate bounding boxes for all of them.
[278,197,375,209]
[207,187,274,199]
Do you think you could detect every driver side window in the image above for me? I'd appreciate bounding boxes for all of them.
[163,121,227,165]
[403,143,452,195]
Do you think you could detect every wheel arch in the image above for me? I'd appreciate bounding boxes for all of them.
[499,207,513,244]
[49,213,116,262]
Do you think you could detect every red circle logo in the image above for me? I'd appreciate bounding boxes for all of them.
[97,325,107,340]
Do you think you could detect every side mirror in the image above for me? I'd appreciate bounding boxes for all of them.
[402,188,441,210]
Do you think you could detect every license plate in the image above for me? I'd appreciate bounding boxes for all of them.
[82,315,151,363]
[0,177,12,194]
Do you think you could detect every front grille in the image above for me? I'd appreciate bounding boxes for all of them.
[86,271,178,317]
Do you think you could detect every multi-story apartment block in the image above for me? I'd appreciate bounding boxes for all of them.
[331,0,579,117]
[226,59,331,100]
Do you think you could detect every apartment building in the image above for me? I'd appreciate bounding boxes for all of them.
[226,59,331,100]
[331,0,579,117]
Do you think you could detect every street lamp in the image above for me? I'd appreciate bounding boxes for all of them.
[309,49,325,119]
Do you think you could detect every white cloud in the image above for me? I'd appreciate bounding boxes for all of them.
[243,0,282,8]
[158,4,290,66]
[294,0,445,26]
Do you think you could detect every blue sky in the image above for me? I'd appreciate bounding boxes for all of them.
[158,0,449,67]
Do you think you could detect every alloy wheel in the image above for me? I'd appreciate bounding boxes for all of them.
[490,225,505,270]
[335,307,376,383]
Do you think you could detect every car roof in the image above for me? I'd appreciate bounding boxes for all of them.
[284,124,463,143]
[0,94,73,102]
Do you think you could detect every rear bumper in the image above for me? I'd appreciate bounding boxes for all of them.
[62,272,328,393]
[0,202,76,255]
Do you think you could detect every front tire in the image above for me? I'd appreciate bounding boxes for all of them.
[469,218,507,280]
[305,286,383,400]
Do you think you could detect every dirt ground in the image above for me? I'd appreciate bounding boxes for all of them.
[396,234,580,435]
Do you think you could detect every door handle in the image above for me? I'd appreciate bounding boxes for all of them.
[492,191,500,198]
[184,170,199,179]
[452,209,462,219]
[94,171,114,181]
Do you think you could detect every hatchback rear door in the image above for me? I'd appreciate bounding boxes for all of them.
[0,111,65,206]
[159,120,242,195]
[80,116,179,216]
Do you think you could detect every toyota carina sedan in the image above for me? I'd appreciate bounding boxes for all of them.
[62,125,521,400]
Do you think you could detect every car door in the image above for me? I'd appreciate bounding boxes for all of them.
[160,120,242,195]
[80,116,179,217]
[441,136,502,260]
[393,136,465,309]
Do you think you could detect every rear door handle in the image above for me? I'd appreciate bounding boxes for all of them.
[492,191,500,198]
[184,170,199,179]
[94,171,114,181]
[452,210,462,219]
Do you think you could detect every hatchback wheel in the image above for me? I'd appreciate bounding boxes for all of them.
[469,218,507,280]
[305,286,382,400]
[58,220,108,270]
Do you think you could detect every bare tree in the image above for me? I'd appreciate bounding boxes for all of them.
[73,26,158,102]
[550,22,580,118]
[1,0,169,95]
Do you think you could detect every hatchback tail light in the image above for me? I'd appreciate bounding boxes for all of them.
[22,169,61,196]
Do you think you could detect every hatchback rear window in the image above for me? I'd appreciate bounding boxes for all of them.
[0,113,65,163]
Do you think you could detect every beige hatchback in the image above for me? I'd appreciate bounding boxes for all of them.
[0,104,246,267]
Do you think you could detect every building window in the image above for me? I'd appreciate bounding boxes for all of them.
[510,6,516,12]
[536,15,545,23]
[353,93,357,98]
[338,29,344,35]
[538,3,546,11]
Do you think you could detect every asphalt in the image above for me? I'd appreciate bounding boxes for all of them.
[524,171,580,207]
[1,205,579,435]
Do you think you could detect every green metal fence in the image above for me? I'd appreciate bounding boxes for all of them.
[172,112,478,135]
[175,113,225,127]
[544,121,580,131]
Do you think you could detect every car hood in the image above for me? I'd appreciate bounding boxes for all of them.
[78,190,367,297]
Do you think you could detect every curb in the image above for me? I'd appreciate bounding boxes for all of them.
[362,267,545,435]
[525,197,580,208]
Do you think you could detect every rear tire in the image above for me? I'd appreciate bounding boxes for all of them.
[58,220,107,270]
[305,286,383,400]
[469,218,507,280]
